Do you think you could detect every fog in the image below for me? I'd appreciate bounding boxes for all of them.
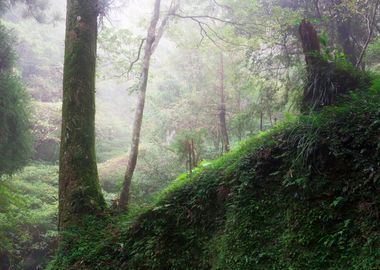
[2,0,379,268]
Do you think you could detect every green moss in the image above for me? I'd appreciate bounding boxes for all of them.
[1,164,58,269]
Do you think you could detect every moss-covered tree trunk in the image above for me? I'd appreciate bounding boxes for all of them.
[300,19,366,112]
[59,0,104,230]
[299,19,325,111]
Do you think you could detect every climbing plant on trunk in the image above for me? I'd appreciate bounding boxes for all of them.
[59,0,105,230]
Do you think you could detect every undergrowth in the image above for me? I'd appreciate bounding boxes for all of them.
[49,80,380,269]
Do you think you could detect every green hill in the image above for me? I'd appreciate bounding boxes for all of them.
[49,81,380,270]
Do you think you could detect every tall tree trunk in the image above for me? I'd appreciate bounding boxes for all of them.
[336,21,358,66]
[282,34,292,107]
[299,20,321,70]
[191,138,197,168]
[119,0,161,210]
[187,140,192,174]
[219,53,230,153]
[268,110,273,126]
[59,0,104,230]
[236,87,242,141]
[300,19,364,112]
[299,19,324,111]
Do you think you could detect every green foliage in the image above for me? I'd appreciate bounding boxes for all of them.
[319,32,346,64]
[366,38,380,71]
[319,31,329,47]
[172,129,206,163]
[0,23,31,176]
[0,164,58,270]
[97,142,184,208]
[98,27,143,81]
[49,80,380,270]
[301,53,370,111]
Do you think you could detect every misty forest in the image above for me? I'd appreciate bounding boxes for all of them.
[1,0,380,269]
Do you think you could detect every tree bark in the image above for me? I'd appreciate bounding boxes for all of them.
[119,0,162,210]
[300,19,364,112]
[336,21,358,66]
[219,53,230,153]
[59,0,104,230]
[299,20,321,70]
[299,19,324,111]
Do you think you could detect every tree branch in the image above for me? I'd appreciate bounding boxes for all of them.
[171,13,242,26]
[128,38,146,76]
[151,0,180,54]
[172,13,245,49]
[356,0,380,68]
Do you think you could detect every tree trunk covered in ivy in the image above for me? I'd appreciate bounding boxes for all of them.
[59,0,104,230]
[119,0,162,211]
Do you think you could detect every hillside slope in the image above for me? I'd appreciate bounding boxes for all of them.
[50,83,380,270]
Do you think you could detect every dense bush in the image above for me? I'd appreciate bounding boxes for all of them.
[0,23,31,175]
[0,23,37,269]
[0,164,58,270]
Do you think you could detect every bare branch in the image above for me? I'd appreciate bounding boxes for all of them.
[129,38,146,75]
[203,21,247,48]
[172,13,244,49]
[151,0,180,53]
[197,21,223,49]
[171,13,242,26]
[112,38,146,79]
